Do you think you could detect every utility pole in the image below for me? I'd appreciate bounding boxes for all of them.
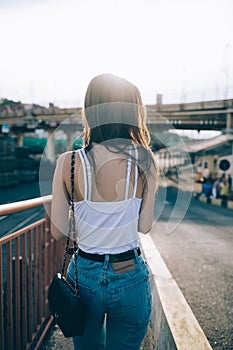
[223,43,230,100]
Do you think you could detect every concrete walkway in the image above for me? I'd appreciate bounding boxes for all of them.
[40,323,154,349]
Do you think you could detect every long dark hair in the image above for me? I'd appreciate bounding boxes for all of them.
[82,74,157,184]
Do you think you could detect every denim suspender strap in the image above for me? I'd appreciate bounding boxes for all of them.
[125,148,132,200]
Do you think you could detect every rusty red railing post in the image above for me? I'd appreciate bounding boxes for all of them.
[13,236,21,349]
[44,202,51,316]
[21,232,28,347]
[0,245,4,350]
[6,241,13,349]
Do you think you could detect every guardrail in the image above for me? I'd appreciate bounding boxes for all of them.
[0,196,65,350]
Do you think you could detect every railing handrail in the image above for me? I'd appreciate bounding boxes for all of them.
[0,218,46,245]
[0,194,52,216]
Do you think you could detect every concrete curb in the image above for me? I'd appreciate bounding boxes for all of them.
[168,174,233,210]
[140,234,213,350]
[197,195,233,209]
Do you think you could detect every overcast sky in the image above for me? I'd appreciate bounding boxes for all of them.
[0,0,233,107]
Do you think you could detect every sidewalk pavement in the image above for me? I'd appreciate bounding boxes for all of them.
[40,323,154,350]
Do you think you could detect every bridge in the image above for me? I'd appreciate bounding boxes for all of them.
[147,99,233,132]
[1,98,233,133]
[1,98,233,163]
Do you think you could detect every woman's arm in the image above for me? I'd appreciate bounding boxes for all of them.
[138,157,158,234]
[51,153,70,240]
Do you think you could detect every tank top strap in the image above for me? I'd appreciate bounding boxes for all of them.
[78,148,92,200]
[125,147,132,200]
[133,146,139,197]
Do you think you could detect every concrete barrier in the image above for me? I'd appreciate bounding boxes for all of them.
[211,198,221,206]
[197,195,233,210]
[198,195,207,203]
[140,234,213,350]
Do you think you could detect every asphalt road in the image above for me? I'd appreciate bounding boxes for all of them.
[0,180,52,205]
[152,186,233,350]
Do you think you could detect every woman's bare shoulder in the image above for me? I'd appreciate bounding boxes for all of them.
[57,150,82,163]
[56,150,82,177]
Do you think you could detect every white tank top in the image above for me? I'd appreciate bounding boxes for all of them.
[74,147,142,254]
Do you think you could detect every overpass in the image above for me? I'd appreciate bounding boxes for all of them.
[1,98,233,133]
[147,98,233,132]
[1,98,233,162]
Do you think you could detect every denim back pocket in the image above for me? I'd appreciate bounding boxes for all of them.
[108,274,152,327]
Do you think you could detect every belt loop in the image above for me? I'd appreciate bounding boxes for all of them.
[103,254,109,269]
[74,247,80,258]
[133,247,140,262]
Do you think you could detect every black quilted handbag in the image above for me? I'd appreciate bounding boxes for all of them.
[48,150,86,337]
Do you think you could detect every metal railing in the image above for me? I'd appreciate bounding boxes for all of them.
[0,196,65,350]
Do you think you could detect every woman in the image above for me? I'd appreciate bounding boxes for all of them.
[51,74,158,350]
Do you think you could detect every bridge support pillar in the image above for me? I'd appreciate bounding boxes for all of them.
[66,130,74,151]
[17,133,24,147]
[231,142,233,192]
[45,130,56,163]
[226,111,233,134]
